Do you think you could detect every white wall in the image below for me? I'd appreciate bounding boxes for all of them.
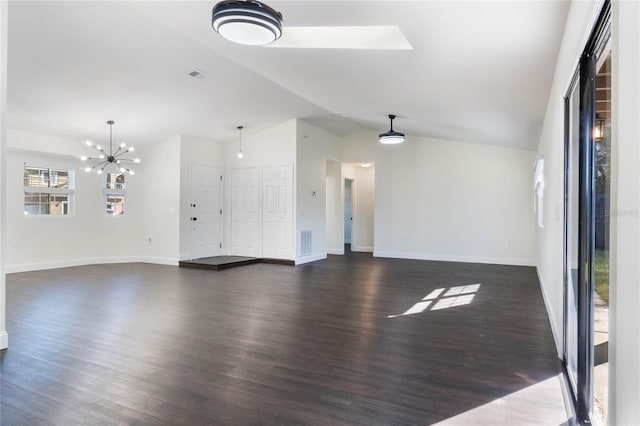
[343,163,375,252]
[296,120,341,263]
[325,159,343,254]
[179,135,224,259]
[5,130,143,272]
[609,1,640,423]
[535,0,603,358]
[342,130,536,265]
[0,0,8,350]
[139,135,181,264]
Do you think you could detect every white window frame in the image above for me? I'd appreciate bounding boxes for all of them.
[104,172,126,216]
[23,165,75,216]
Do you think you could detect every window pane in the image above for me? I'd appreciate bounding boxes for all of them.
[24,166,49,188]
[49,194,69,215]
[50,169,69,189]
[106,173,125,189]
[106,195,125,215]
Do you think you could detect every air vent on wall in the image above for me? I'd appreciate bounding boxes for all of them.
[300,230,312,257]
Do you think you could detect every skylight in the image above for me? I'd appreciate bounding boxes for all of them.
[268,26,413,50]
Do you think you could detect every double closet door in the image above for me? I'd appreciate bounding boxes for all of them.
[231,165,293,259]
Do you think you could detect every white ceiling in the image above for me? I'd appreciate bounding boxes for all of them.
[7,1,569,149]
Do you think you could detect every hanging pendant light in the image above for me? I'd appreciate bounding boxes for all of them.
[237,125,244,159]
[81,121,140,175]
[379,114,405,144]
[212,0,283,46]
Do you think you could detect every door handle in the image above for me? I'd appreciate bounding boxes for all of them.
[191,217,198,221]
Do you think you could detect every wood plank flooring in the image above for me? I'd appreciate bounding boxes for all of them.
[1,252,567,425]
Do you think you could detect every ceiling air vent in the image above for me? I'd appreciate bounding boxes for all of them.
[188,70,207,80]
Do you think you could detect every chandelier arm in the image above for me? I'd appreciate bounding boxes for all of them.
[115,158,135,162]
[91,161,108,170]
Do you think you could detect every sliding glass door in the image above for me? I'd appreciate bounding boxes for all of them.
[563,2,610,423]
[564,73,580,395]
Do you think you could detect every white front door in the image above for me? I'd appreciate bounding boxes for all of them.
[262,165,293,259]
[231,167,260,257]
[190,164,222,259]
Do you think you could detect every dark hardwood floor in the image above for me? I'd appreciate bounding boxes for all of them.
[1,253,567,425]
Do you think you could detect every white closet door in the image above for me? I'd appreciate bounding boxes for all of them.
[231,167,260,257]
[262,165,293,259]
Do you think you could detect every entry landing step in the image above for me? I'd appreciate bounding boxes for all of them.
[179,256,294,271]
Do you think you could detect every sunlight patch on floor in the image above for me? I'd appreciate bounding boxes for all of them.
[387,284,481,318]
[432,375,568,426]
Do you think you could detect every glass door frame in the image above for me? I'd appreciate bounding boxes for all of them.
[562,1,610,423]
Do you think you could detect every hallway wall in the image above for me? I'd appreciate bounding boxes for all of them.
[342,130,536,266]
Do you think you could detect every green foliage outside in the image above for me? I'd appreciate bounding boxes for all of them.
[594,124,610,306]
[594,249,609,305]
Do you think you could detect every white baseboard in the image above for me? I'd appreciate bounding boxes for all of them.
[140,256,179,266]
[327,248,345,255]
[352,246,374,253]
[295,252,327,265]
[5,256,144,274]
[372,250,536,267]
[6,255,180,273]
[0,331,8,350]
[537,266,562,358]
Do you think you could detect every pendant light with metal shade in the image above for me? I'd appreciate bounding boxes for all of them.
[237,125,244,159]
[379,114,405,144]
[212,0,283,46]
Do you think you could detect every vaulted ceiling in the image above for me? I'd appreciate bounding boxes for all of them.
[7,1,570,149]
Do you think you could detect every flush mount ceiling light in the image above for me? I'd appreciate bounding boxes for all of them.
[379,114,405,144]
[212,0,283,46]
[236,125,244,159]
[81,121,140,175]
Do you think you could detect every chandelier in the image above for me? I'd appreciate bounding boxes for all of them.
[81,120,140,175]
